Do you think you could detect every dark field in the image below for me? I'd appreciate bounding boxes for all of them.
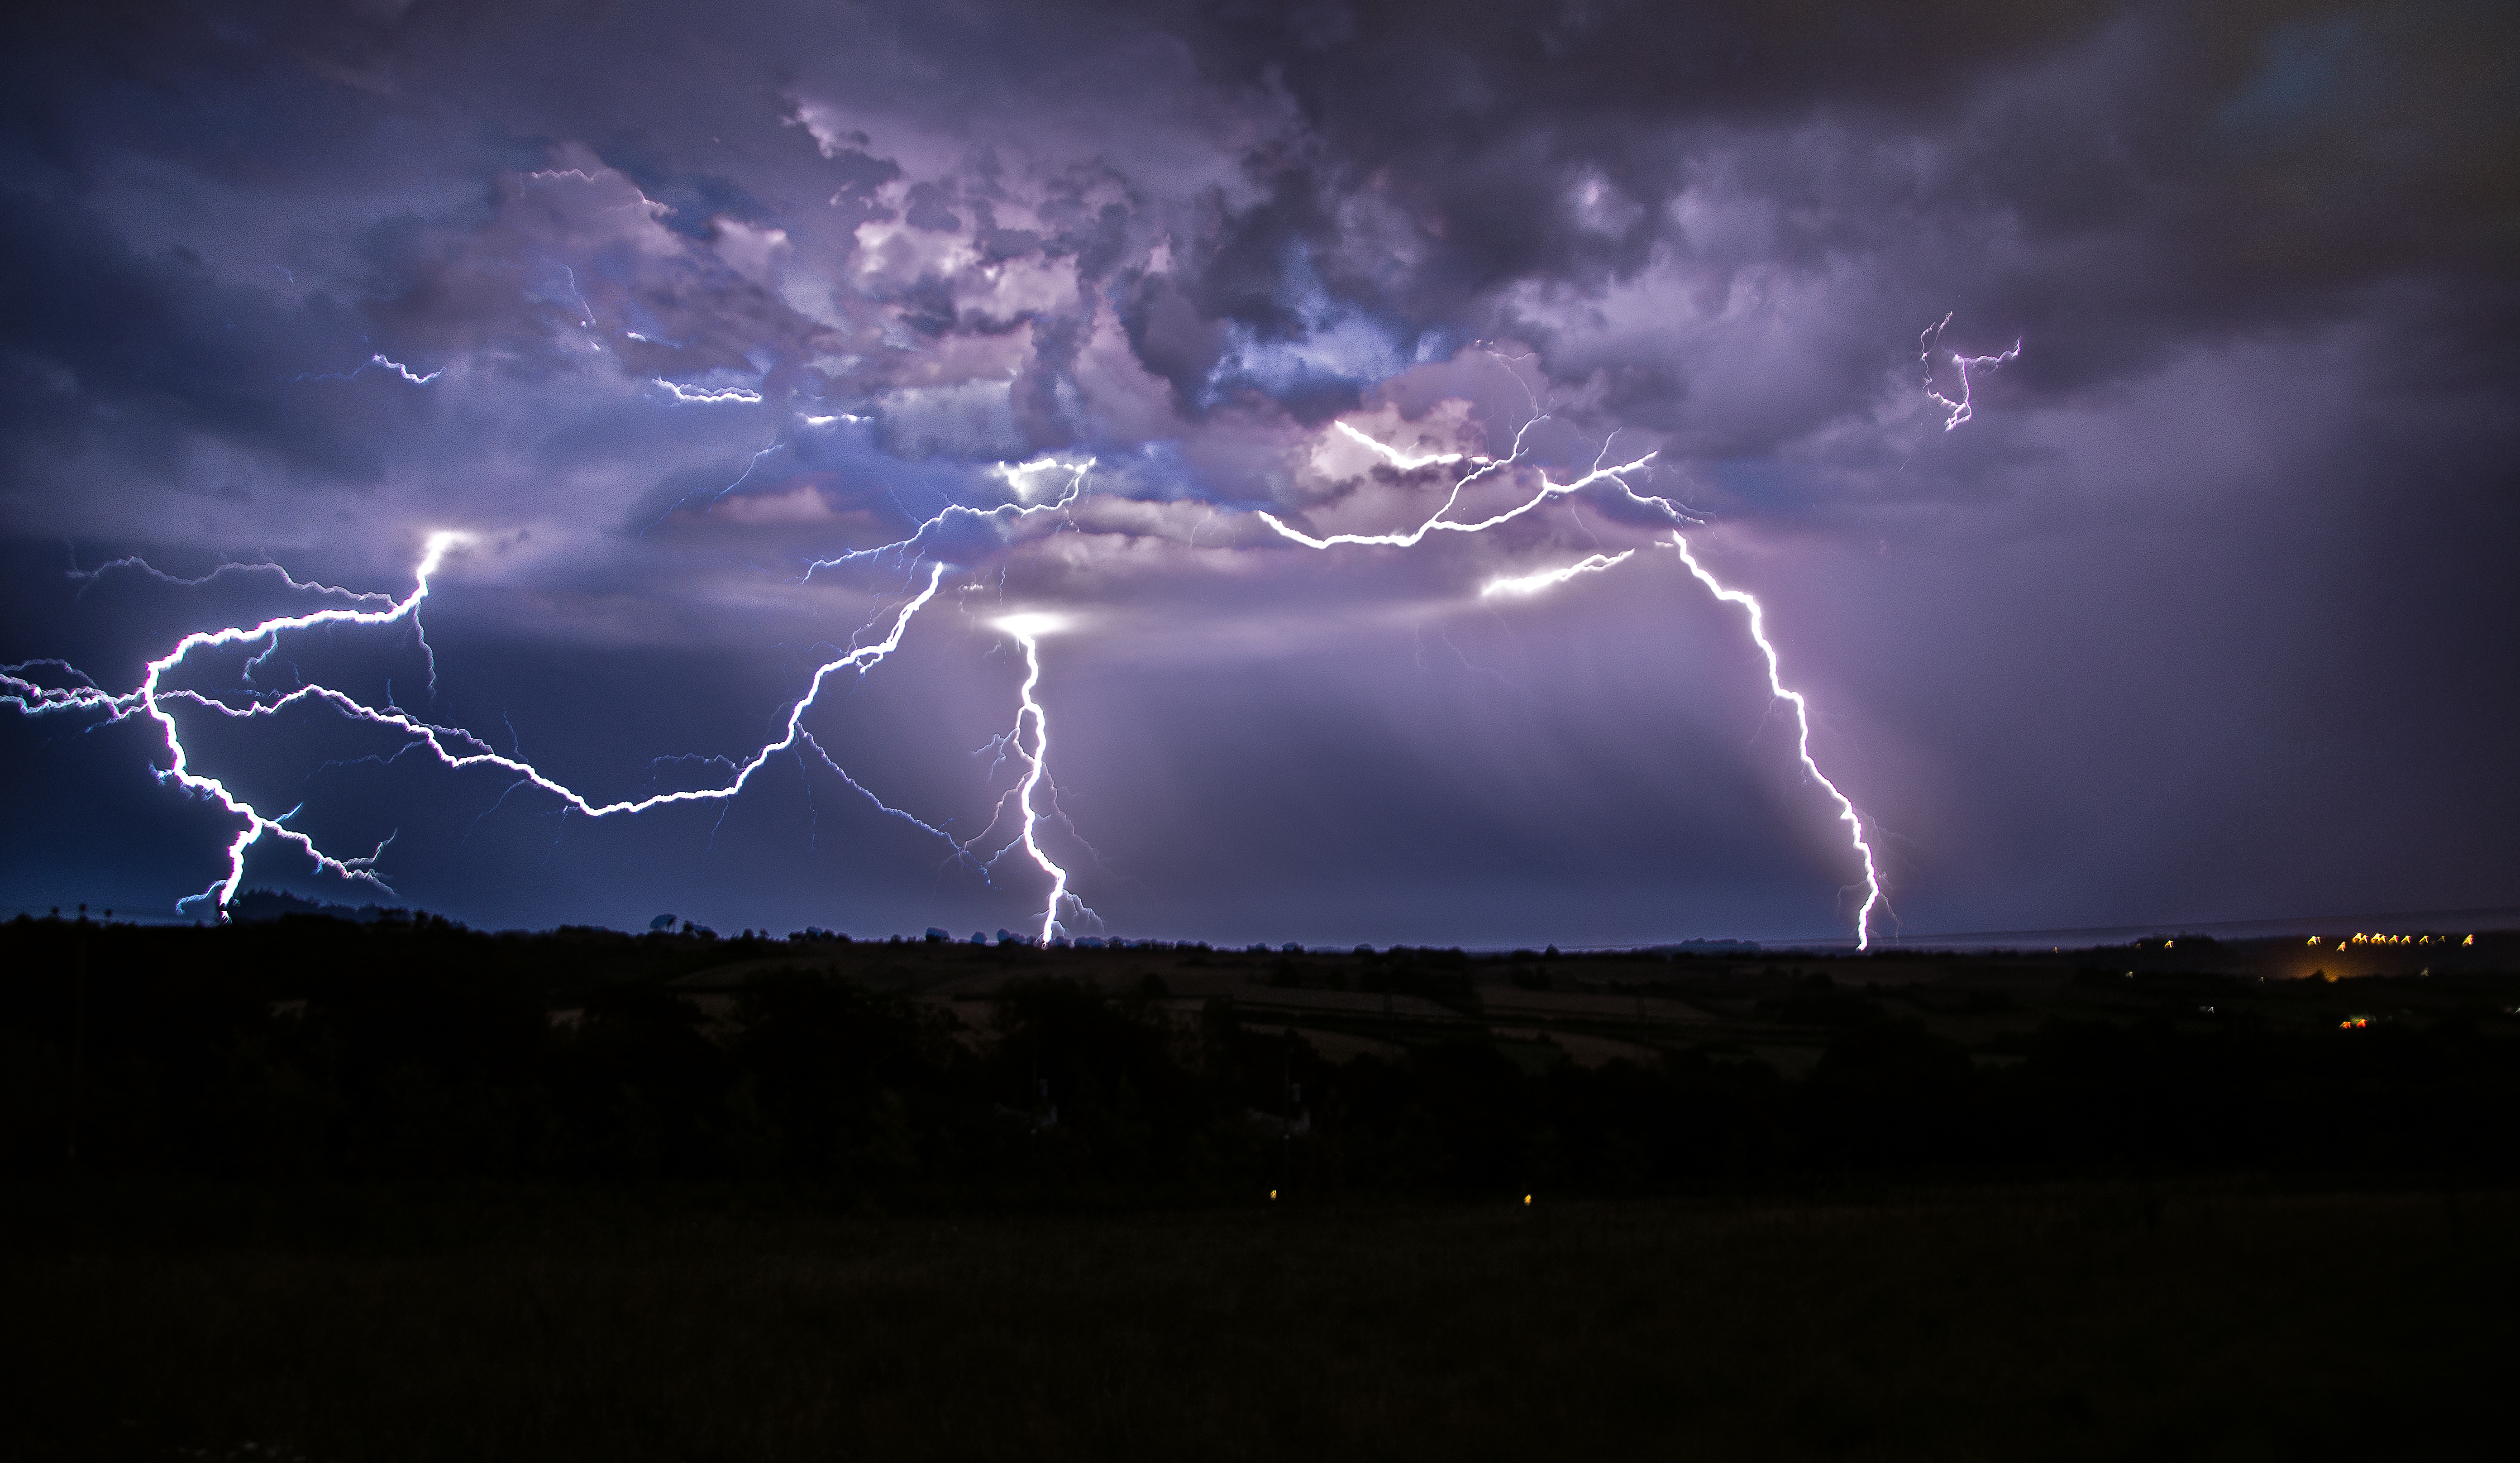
[7,913,2515,1458]
[8,1181,2512,1462]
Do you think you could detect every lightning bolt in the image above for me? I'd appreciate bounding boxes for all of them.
[9,452,1106,939]
[5,540,952,915]
[652,379,766,405]
[1258,392,1890,948]
[987,614,1088,945]
[1257,418,1675,550]
[67,555,399,605]
[1480,550,1635,598]
[291,353,443,386]
[1921,313,2020,432]
[800,456,1092,580]
[1665,534,1884,948]
[5,532,470,910]
[11,323,2006,949]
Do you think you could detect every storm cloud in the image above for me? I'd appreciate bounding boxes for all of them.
[3,0,2513,944]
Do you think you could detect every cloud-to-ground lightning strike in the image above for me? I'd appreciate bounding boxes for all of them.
[5,541,954,914]
[988,614,1082,945]
[7,451,1106,938]
[1921,314,2020,432]
[1258,391,1896,948]
[4,531,472,910]
[1666,534,1885,948]
[8,327,2003,948]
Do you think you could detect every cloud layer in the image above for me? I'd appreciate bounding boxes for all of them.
[3,0,2513,942]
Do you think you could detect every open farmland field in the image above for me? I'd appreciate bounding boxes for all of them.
[7,1181,2515,1463]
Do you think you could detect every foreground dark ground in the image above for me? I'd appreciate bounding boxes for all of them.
[6,913,2513,1458]
[10,912,2519,1192]
[8,1180,2512,1462]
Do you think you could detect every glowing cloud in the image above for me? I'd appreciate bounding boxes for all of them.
[5,323,2012,950]
[1480,550,1637,598]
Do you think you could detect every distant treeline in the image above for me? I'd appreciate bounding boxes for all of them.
[6,913,2519,1196]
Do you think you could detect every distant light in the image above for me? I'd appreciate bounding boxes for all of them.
[1269,1189,1277,1201]
[1523,1194,1533,1206]
[993,612,1071,640]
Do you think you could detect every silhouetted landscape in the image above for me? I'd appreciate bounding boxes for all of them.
[10,907,2520,1191]
[8,908,2517,1458]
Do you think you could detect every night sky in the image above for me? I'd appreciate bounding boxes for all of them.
[2,1,2513,947]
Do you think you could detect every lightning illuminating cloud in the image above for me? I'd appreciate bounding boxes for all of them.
[987,614,1088,945]
[1666,535,1883,947]
[8,326,2008,949]
[1480,550,1635,598]
[6,542,956,914]
[1260,401,1889,948]
[1922,314,2020,432]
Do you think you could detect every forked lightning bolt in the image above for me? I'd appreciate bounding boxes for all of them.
[5,542,957,914]
[9,324,2004,947]
[1922,313,2020,431]
[1666,535,1883,947]
[1255,360,1951,947]
[987,615,1088,944]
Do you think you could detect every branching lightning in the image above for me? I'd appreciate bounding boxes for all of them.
[5,532,472,910]
[801,457,1092,580]
[1665,534,1883,948]
[8,452,1107,939]
[1257,419,1675,550]
[986,614,1087,945]
[1260,403,1890,947]
[1922,313,2020,431]
[6,543,953,914]
[10,320,2009,949]
[653,378,766,405]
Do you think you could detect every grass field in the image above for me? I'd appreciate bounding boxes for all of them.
[8,1181,2512,1461]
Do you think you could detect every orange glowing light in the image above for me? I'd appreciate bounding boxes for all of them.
[2340,1016,2369,1030]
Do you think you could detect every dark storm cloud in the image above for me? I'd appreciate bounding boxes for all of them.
[0,191,392,482]
[2,0,2512,940]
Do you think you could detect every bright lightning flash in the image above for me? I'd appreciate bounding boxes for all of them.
[5,539,955,915]
[1262,384,1900,948]
[1666,534,1883,948]
[653,378,765,405]
[987,613,1085,944]
[1921,313,2020,431]
[1480,550,1635,598]
[10,324,2004,949]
